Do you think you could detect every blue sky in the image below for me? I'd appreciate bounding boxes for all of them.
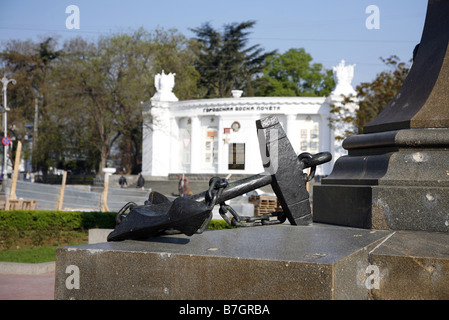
[0,0,428,87]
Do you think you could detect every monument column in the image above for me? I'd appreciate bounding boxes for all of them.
[326,60,358,168]
[142,71,178,177]
[313,0,449,233]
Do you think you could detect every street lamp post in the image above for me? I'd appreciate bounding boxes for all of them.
[1,76,16,193]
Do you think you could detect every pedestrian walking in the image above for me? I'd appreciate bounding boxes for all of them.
[181,178,191,197]
[137,173,145,190]
[119,173,128,188]
[178,175,183,196]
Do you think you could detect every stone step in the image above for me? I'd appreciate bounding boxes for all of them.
[369,230,449,300]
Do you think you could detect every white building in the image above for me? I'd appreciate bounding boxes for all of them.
[142,61,357,179]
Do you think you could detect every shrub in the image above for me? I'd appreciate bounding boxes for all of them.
[0,210,116,250]
[0,210,234,250]
[0,210,116,231]
[0,210,234,232]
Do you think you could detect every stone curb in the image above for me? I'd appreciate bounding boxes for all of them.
[0,261,55,275]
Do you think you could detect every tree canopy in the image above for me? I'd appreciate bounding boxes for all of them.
[0,28,198,175]
[190,21,276,98]
[254,48,335,97]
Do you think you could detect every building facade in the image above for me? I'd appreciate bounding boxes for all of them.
[142,61,357,178]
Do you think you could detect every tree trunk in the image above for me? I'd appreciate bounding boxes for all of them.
[99,144,108,174]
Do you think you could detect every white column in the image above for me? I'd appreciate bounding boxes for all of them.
[325,59,358,174]
[318,111,332,176]
[286,114,297,151]
[169,116,179,174]
[142,101,172,177]
[217,116,226,173]
[190,116,201,173]
[142,70,179,177]
[141,109,152,176]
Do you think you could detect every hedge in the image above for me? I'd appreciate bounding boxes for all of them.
[0,210,234,232]
[0,210,116,231]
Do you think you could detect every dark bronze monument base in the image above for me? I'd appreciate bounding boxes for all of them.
[313,0,449,234]
[314,184,449,231]
[54,224,449,300]
[313,128,449,233]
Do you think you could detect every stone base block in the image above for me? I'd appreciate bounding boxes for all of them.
[370,231,449,300]
[55,224,391,300]
[313,184,449,233]
[88,228,114,244]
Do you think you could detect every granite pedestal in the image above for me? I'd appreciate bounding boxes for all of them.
[55,224,391,300]
[313,129,449,232]
[54,224,449,300]
[369,231,449,300]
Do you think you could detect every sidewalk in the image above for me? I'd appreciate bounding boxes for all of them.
[0,272,55,300]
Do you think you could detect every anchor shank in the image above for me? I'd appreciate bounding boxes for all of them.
[189,173,273,204]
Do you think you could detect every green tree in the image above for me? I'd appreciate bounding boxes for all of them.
[57,32,152,174]
[356,56,410,132]
[190,21,275,98]
[255,48,334,97]
[57,28,198,174]
[1,28,200,176]
[0,37,62,174]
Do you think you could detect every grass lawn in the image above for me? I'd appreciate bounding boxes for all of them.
[0,230,88,264]
[0,246,60,263]
[0,220,234,264]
